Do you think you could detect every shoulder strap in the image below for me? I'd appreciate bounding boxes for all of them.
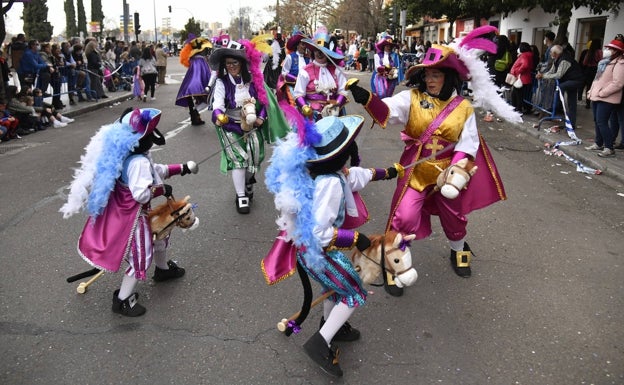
[419,95,464,143]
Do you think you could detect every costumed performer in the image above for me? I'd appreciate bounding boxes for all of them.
[60,108,199,316]
[175,36,213,126]
[263,115,400,377]
[371,33,404,98]
[210,38,290,214]
[293,25,348,122]
[349,26,522,296]
[276,28,310,105]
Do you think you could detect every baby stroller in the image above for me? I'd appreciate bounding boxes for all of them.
[103,61,132,92]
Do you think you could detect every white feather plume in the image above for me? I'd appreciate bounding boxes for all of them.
[59,123,114,218]
[450,40,523,124]
[271,39,281,70]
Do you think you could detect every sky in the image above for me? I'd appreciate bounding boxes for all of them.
[4,0,275,37]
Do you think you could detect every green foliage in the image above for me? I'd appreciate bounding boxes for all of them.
[23,0,53,41]
[64,0,77,38]
[77,0,87,37]
[91,0,104,37]
[180,18,202,43]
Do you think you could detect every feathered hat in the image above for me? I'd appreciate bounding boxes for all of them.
[406,26,522,124]
[179,35,212,67]
[375,33,399,52]
[307,115,364,163]
[405,44,470,81]
[208,40,248,69]
[301,25,344,61]
[122,108,163,141]
[286,27,308,51]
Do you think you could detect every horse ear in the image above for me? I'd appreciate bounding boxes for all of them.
[403,234,416,241]
[184,195,191,203]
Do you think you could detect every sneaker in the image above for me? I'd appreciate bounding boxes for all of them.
[236,195,250,214]
[320,317,360,342]
[153,260,186,282]
[597,148,615,158]
[53,120,67,128]
[303,332,343,377]
[150,97,156,101]
[111,289,146,317]
[60,116,75,123]
[450,242,472,278]
[142,95,147,102]
[585,143,604,151]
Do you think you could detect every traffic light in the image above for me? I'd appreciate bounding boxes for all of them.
[134,12,141,35]
[168,5,172,12]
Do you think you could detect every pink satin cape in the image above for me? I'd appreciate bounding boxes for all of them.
[78,184,142,273]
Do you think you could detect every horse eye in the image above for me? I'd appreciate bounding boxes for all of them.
[394,258,400,263]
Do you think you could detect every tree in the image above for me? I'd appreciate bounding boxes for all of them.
[180,18,202,43]
[77,0,87,37]
[91,0,104,39]
[64,0,77,38]
[23,0,54,41]
[0,0,18,46]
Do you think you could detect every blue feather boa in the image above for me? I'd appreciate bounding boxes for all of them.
[87,122,141,217]
[265,128,325,273]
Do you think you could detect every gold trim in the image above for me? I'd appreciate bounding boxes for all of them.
[260,259,296,286]
[455,251,471,267]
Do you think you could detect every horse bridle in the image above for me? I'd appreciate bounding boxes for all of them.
[355,235,412,286]
[153,198,193,239]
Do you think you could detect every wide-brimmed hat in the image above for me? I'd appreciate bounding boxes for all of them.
[208,40,248,70]
[605,39,624,52]
[286,31,308,51]
[307,115,364,163]
[375,35,398,52]
[301,25,344,61]
[405,44,470,81]
[189,37,213,57]
[122,108,162,140]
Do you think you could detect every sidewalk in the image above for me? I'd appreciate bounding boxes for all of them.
[506,99,624,184]
[53,90,132,118]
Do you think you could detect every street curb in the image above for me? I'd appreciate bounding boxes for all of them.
[509,119,624,184]
[61,92,133,118]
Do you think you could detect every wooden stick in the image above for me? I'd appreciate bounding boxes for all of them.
[76,270,105,294]
[277,290,335,332]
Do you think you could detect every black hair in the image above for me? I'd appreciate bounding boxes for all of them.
[518,42,531,53]
[307,141,357,178]
[414,67,461,101]
[218,56,251,84]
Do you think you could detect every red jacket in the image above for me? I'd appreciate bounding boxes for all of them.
[509,52,534,85]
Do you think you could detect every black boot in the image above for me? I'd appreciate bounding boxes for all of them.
[112,289,146,317]
[450,242,472,277]
[320,317,360,342]
[303,331,343,377]
[190,109,205,126]
[245,174,256,200]
[383,271,404,297]
[153,260,186,282]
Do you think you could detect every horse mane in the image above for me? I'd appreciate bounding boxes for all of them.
[148,198,187,220]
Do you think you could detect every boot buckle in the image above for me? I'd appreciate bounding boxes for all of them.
[455,250,471,267]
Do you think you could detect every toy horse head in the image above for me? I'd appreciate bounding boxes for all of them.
[351,231,418,288]
[148,195,199,241]
[435,158,478,199]
[240,97,257,131]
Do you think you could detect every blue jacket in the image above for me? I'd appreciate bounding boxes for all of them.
[18,49,48,75]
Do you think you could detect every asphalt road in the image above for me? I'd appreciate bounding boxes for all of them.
[0,58,622,385]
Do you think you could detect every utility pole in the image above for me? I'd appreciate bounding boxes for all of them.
[123,0,129,42]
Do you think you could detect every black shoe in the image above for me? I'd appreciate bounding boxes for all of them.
[112,289,146,317]
[101,94,109,99]
[15,128,31,136]
[383,270,404,297]
[450,242,472,277]
[320,317,360,342]
[236,195,250,214]
[614,143,624,150]
[303,332,343,377]
[69,99,76,106]
[153,260,186,282]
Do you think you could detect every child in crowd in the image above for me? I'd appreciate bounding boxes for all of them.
[31,88,74,128]
[0,100,20,140]
[133,65,144,101]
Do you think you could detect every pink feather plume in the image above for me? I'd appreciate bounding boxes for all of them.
[459,25,499,54]
[240,39,268,106]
